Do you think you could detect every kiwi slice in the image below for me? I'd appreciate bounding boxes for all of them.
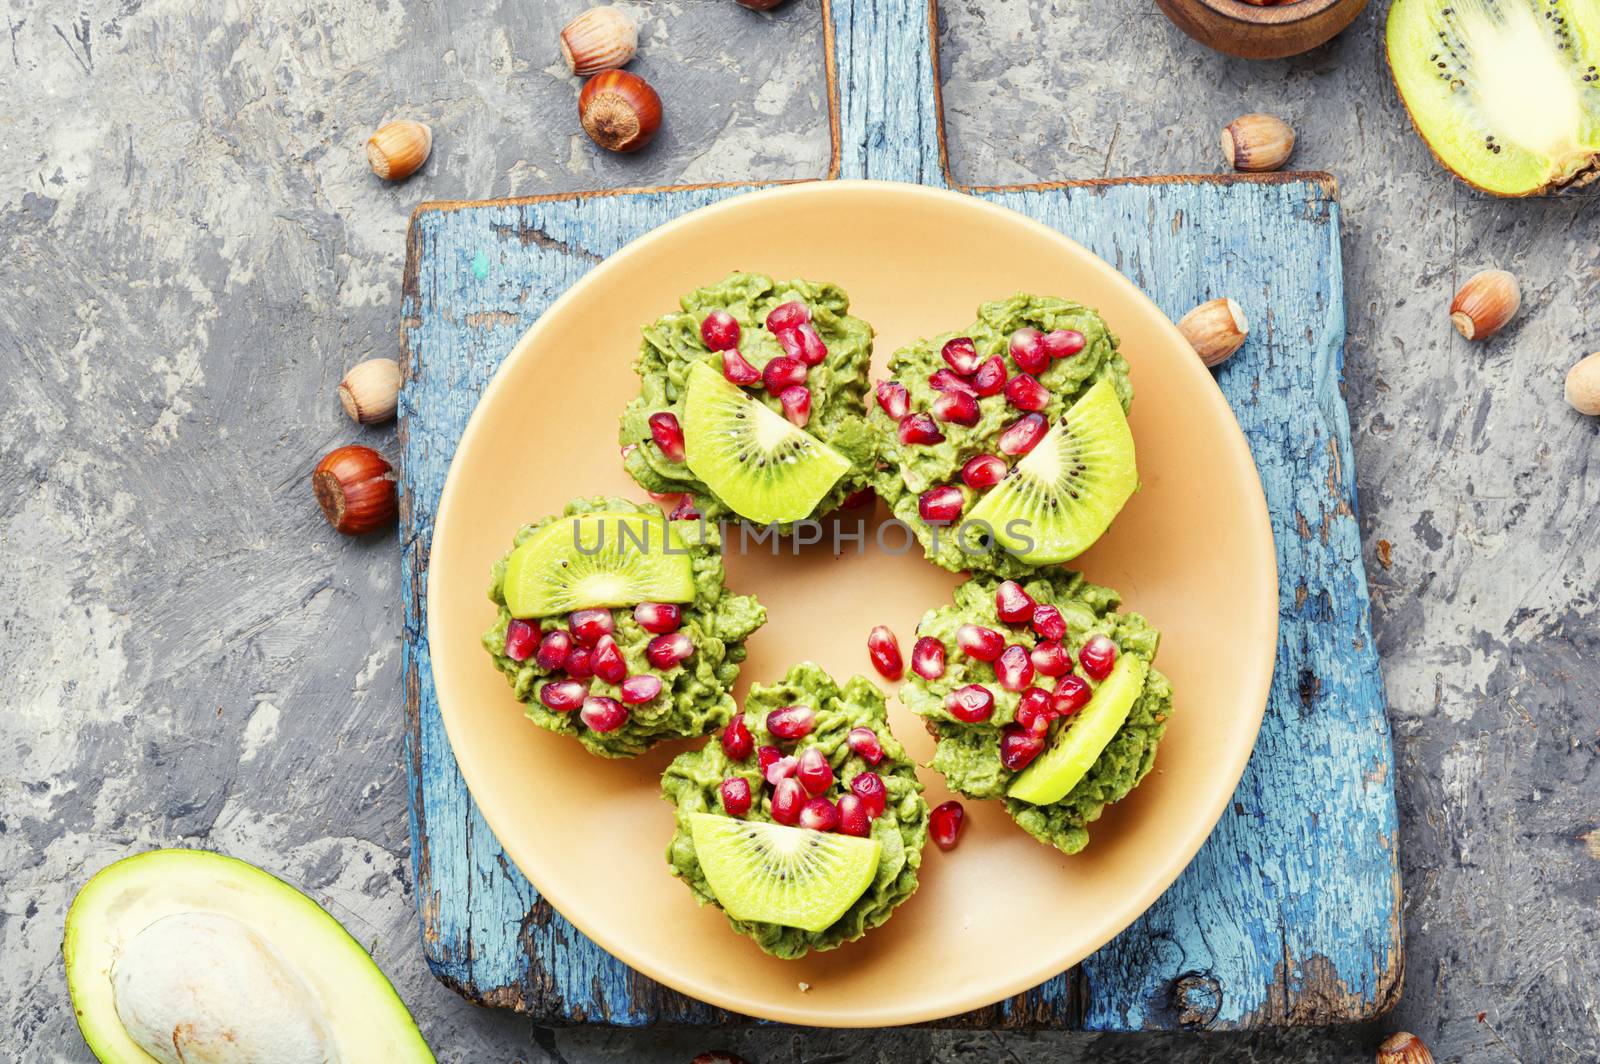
[1388,0,1600,196]
[689,812,881,932]
[502,513,696,618]
[965,378,1137,565]
[681,361,852,525]
[1008,653,1148,806]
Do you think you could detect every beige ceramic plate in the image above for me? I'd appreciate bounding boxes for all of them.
[427,181,1278,1027]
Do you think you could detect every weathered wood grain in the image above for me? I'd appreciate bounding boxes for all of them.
[398,0,1399,1030]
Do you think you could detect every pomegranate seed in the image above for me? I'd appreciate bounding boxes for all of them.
[999,413,1048,456]
[590,634,627,684]
[757,744,783,776]
[1080,634,1118,679]
[645,632,695,669]
[995,580,1036,624]
[619,674,663,704]
[876,380,910,419]
[649,412,685,462]
[932,390,980,426]
[799,797,840,832]
[1053,674,1092,715]
[1009,327,1049,374]
[579,695,628,732]
[700,310,741,351]
[898,413,945,446]
[1031,641,1073,678]
[1043,328,1086,359]
[797,747,834,796]
[722,716,754,760]
[846,726,885,764]
[504,620,538,661]
[721,348,761,386]
[919,485,965,523]
[930,800,966,851]
[910,636,946,680]
[765,300,810,333]
[538,680,587,712]
[776,326,804,361]
[961,453,1008,489]
[1000,724,1047,771]
[535,629,572,670]
[971,356,1007,396]
[866,625,904,680]
[1004,373,1050,412]
[941,336,983,376]
[1032,604,1067,642]
[849,772,887,817]
[568,609,614,646]
[770,778,805,825]
[955,624,1004,662]
[1015,687,1055,733]
[633,602,681,634]
[720,777,752,816]
[779,385,812,427]
[620,442,637,460]
[842,486,875,508]
[929,368,979,396]
[836,793,872,837]
[563,645,593,680]
[792,322,829,366]
[766,704,816,740]
[765,754,799,786]
[666,494,699,521]
[761,355,807,393]
[945,683,996,722]
[995,644,1035,692]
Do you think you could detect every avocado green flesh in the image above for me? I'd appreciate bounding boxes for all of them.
[1008,654,1149,805]
[689,813,881,933]
[64,849,435,1064]
[1388,0,1600,195]
[502,512,697,618]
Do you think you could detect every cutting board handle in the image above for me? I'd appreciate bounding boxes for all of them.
[828,1,949,186]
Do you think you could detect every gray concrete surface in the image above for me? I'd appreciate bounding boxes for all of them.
[1,0,1595,1061]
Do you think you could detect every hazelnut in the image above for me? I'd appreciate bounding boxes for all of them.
[559,6,638,76]
[1449,269,1521,340]
[1220,113,1295,172]
[312,445,397,535]
[1376,1031,1434,1064]
[735,0,787,8]
[579,69,662,153]
[1565,351,1600,416]
[339,358,402,425]
[1177,297,1249,367]
[366,120,432,182]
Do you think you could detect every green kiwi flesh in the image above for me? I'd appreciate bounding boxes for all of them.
[1388,0,1600,196]
[1008,653,1148,806]
[689,813,881,932]
[502,513,696,618]
[966,378,1137,565]
[681,361,852,525]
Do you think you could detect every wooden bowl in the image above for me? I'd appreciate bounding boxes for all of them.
[1156,0,1369,59]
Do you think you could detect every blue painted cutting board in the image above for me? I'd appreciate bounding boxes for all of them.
[398,0,1400,1029]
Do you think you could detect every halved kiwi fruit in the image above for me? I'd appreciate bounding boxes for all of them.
[1008,653,1148,806]
[502,513,696,618]
[965,378,1137,565]
[689,812,881,932]
[681,361,852,525]
[1388,0,1600,196]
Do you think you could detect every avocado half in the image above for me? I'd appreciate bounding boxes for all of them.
[64,849,435,1064]
[1387,0,1600,196]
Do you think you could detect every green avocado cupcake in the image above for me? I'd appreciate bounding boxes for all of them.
[482,496,765,758]
[619,272,876,531]
[869,294,1138,578]
[661,663,929,959]
[901,571,1173,855]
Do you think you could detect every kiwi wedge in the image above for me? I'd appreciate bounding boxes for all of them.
[502,512,696,618]
[965,378,1137,565]
[681,361,853,525]
[1388,0,1600,195]
[1008,653,1148,806]
[688,813,881,932]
